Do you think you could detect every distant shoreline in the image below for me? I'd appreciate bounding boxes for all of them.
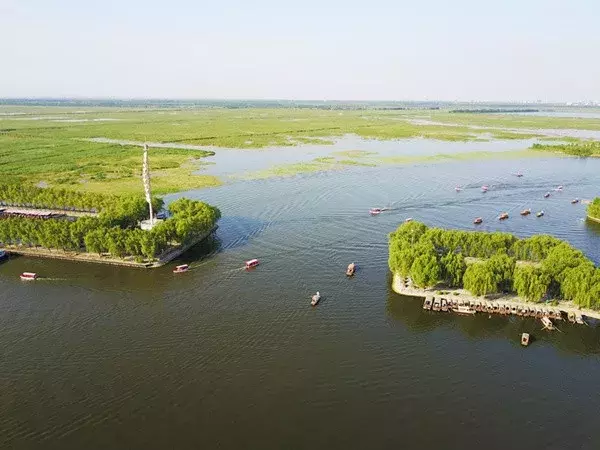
[391,273,600,321]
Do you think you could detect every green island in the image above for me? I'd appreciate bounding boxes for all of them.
[0,184,220,267]
[3,105,600,191]
[531,141,600,157]
[389,221,600,311]
[588,197,600,222]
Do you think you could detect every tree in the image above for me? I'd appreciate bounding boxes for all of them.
[463,263,497,296]
[513,266,550,302]
[441,251,466,287]
[486,253,516,292]
[410,253,441,288]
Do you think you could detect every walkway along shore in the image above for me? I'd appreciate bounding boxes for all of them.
[3,227,217,269]
[391,273,600,321]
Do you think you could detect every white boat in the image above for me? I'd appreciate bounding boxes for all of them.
[455,186,463,192]
[173,264,189,273]
[454,305,476,315]
[481,185,489,192]
[311,291,321,306]
[541,317,554,330]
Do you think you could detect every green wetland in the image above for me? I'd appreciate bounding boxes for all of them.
[1,104,600,449]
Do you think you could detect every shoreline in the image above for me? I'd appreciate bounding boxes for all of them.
[391,273,600,321]
[587,215,600,224]
[3,227,217,269]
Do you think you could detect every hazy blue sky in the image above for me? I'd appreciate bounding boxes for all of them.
[1,0,599,101]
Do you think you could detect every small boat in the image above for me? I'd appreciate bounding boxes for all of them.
[575,314,585,325]
[520,208,531,216]
[521,333,530,346]
[454,305,476,315]
[0,250,7,260]
[423,297,433,310]
[473,217,483,225]
[555,185,563,191]
[245,258,260,269]
[498,212,509,220]
[536,210,544,217]
[346,263,356,276]
[432,298,441,312]
[311,291,321,306]
[455,186,463,192]
[510,306,518,315]
[544,192,551,198]
[20,272,38,281]
[571,198,579,204]
[440,298,448,312]
[173,264,189,273]
[567,312,576,323]
[541,317,554,330]
[514,172,523,177]
[369,208,382,215]
[405,217,413,223]
[481,185,489,192]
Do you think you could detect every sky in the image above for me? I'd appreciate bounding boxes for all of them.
[1,0,599,102]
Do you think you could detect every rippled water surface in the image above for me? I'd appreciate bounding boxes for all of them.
[1,144,600,450]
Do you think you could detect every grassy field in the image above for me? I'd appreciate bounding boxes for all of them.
[1,106,599,193]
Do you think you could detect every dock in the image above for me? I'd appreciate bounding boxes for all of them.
[393,274,594,323]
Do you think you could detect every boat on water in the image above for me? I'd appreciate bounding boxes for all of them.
[370,208,382,215]
[571,198,579,204]
[554,185,564,191]
[481,185,489,192]
[541,317,554,330]
[440,298,448,312]
[567,312,576,323]
[455,186,463,192]
[245,258,260,269]
[521,333,530,346]
[514,172,523,177]
[0,250,7,260]
[20,272,38,281]
[544,192,551,198]
[311,291,321,306]
[575,314,585,325]
[454,304,476,315]
[405,217,413,223]
[536,210,544,217]
[173,264,189,273]
[498,212,509,220]
[520,208,531,216]
[473,217,483,225]
[346,263,356,276]
[432,298,441,312]
[423,297,433,310]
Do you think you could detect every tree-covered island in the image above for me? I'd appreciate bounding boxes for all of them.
[389,221,600,310]
[0,184,220,266]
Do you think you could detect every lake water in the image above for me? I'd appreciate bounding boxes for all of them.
[1,141,600,449]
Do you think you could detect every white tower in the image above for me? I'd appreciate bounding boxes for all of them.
[140,144,161,230]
